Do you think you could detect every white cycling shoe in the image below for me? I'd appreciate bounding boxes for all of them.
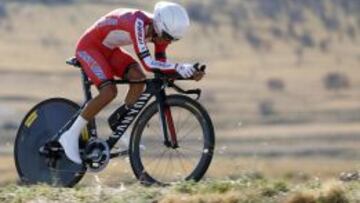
[59,130,82,164]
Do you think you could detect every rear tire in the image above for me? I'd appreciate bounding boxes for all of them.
[14,98,88,187]
[129,95,215,185]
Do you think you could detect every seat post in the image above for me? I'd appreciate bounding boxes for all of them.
[80,69,98,138]
[81,70,92,102]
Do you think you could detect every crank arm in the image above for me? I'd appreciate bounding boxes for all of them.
[110,148,129,158]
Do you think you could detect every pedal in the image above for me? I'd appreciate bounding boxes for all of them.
[39,141,63,156]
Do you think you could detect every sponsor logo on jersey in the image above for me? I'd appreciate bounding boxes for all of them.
[91,65,107,80]
[78,51,107,80]
[97,18,118,28]
[78,51,94,64]
[135,18,147,53]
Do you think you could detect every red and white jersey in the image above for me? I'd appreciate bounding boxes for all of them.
[78,9,176,72]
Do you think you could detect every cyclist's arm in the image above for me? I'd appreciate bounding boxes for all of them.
[154,42,169,62]
[131,18,177,72]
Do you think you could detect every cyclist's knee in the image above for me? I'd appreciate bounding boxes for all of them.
[98,83,117,102]
[126,63,146,81]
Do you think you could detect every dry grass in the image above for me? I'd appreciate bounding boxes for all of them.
[286,181,350,203]
[0,2,359,200]
[0,176,358,203]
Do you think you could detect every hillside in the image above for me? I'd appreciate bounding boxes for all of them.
[0,0,359,187]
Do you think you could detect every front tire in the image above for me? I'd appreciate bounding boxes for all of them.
[129,95,215,185]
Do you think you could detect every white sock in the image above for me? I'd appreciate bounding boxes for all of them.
[59,115,88,164]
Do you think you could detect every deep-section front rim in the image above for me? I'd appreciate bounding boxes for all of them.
[129,95,215,185]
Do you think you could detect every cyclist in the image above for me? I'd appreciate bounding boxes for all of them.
[59,1,205,164]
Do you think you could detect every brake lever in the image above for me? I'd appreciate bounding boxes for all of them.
[193,63,207,72]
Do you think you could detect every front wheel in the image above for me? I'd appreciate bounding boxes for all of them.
[129,95,215,185]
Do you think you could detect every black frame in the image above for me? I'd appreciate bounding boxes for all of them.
[79,68,201,156]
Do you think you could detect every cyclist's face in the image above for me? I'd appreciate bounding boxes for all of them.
[150,27,178,43]
[153,35,172,44]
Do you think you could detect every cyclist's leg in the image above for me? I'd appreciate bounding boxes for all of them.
[110,48,146,107]
[76,49,118,118]
[107,48,146,132]
[59,49,117,164]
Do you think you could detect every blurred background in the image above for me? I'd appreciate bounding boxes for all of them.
[0,0,359,185]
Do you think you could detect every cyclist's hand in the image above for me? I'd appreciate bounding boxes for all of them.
[193,71,205,81]
[176,63,196,78]
[192,63,206,81]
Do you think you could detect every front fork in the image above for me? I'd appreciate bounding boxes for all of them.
[156,89,178,148]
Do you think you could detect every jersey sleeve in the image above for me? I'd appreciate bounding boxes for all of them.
[131,18,177,72]
[154,41,169,62]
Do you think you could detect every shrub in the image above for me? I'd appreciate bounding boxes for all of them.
[298,31,315,48]
[270,26,285,39]
[346,25,356,40]
[245,29,264,50]
[288,7,305,24]
[321,15,339,32]
[323,72,350,90]
[259,100,275,116]
[186,2,216,26]
[256,0,287,20]
[261,181,289,197]
[319,38,331,53]
[0,2,7,19]
[228,4,248,32]
[339,171,359,182]
[267,78,285,91]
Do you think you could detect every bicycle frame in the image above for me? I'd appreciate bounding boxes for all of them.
[80,69,201,154]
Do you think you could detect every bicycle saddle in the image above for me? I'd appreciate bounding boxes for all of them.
[66,57,82,68]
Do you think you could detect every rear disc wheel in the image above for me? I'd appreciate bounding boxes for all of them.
[14,98,89,187]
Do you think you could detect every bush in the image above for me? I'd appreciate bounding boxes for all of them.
[186,2,216,26]
[261,181,289,197]
[321,15,339,32]
[228,4,248,32]
[270,26,285,39]
[319,38,331,53]
[288,8,305,24]
[245,29,264,50]
[346,25,356,40]
[0,2,7,19]
[256,0,287,20]
[267,78,285,91]
[298,31,315,48]
[259,100,275,116]
[323,72,350,90]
